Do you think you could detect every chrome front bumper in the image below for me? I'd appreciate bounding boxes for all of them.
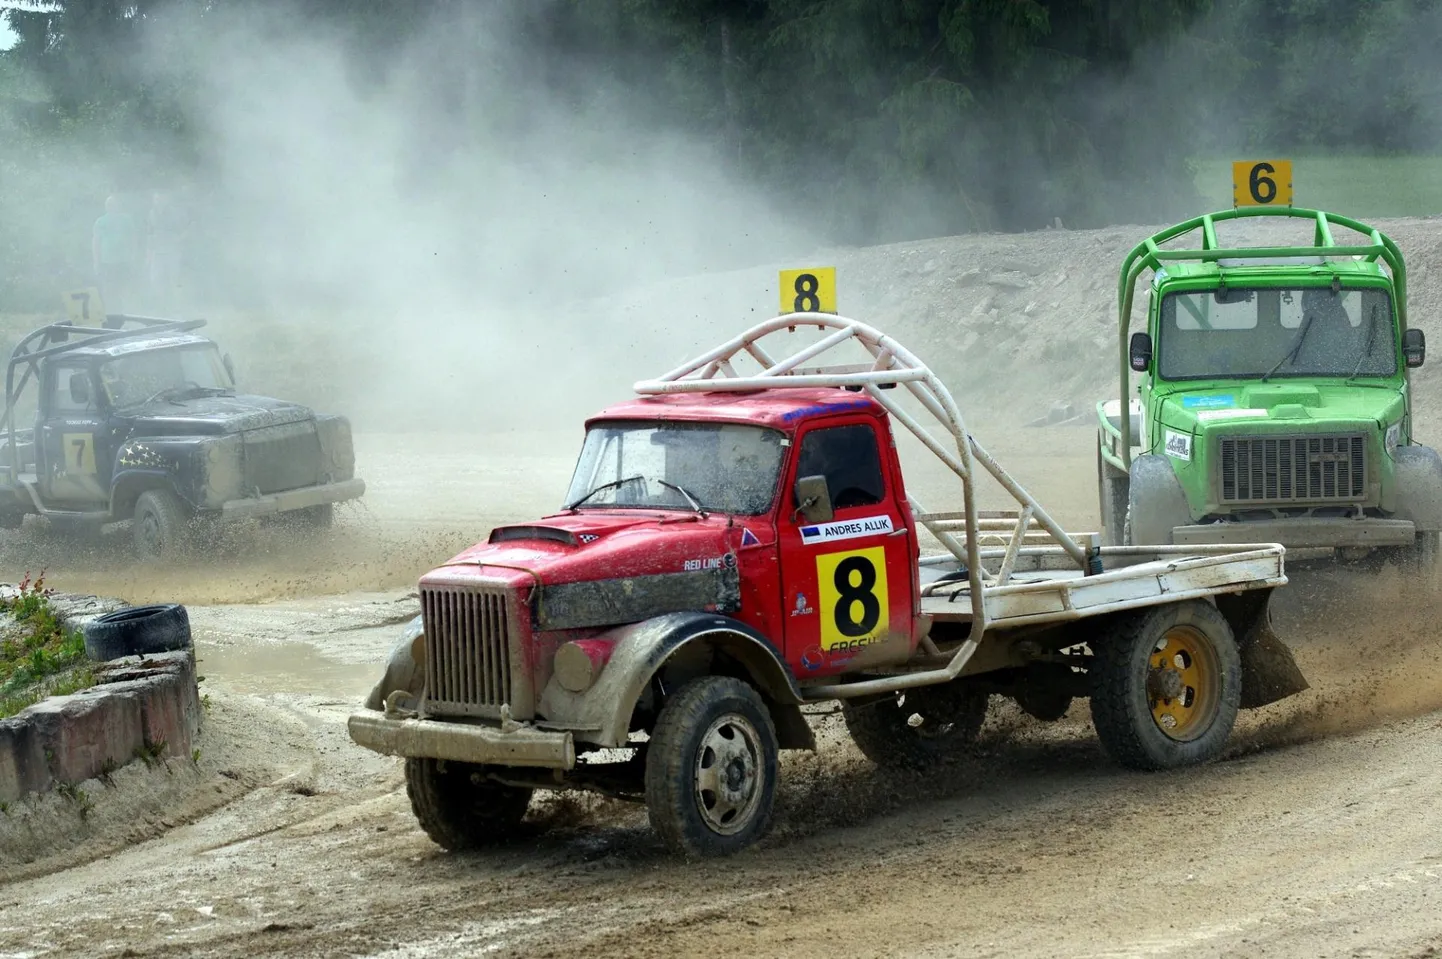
[346,711,576,769]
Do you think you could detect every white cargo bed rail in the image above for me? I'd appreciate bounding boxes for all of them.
[634,314,1285,699]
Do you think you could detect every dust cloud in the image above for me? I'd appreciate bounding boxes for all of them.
[5,3,819,432]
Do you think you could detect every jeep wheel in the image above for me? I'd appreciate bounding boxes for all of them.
[133,489,191,560]
[405,757,532,851]
[290,503,334,529]
[842,682,989,769]
[644,676,778,858]
[1090,599,1240,771]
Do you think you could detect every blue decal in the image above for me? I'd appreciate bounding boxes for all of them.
[1182,395,1235,410]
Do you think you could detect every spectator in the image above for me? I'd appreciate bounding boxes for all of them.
[92,195,143,315]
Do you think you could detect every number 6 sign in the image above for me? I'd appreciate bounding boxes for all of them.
[1232,160,1293,207]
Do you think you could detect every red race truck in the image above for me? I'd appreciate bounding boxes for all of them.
[349,315,1307,857]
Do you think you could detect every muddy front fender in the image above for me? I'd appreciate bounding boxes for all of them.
[362,614,426,711]
[537,611,812,750]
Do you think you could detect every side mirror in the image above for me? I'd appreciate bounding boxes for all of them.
[68,372,91,406]
[223,353,236,384]
[794,474,834,525]
[1129,332,1153,372]
[1403,328,1426,368]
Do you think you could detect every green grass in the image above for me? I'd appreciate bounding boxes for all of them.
[0,572,96,718]
[1191,156,1442,219]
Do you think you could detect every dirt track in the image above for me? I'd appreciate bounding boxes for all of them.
[4,422,1442,958]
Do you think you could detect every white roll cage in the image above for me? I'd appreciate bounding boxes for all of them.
[633,313,1099,639]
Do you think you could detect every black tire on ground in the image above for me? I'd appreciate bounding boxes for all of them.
[132,488,192,560]
[404,757,532,851]
[644,676,779,858]
[1089,599,1241,771]
[0,509,25,530]
[1409,531,1439,574]
[83,603,192,661]
[842,681,989,770]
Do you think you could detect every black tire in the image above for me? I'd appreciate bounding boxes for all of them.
[1409,531,1439,574]
[0,509,24,530]
[1089,600,1241,771]
[644,676,779,858]
[842,682,989,770]
[404,757,532,851]
[133,489,191,560]
[83,603,192,661]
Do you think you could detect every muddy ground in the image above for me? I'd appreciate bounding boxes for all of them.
[2,421,1442,959]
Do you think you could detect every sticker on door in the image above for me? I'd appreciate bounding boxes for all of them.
[816,546,889,652]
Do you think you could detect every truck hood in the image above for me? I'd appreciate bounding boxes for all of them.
[1159,383,1405,432]
[119,392,315,435]
[426,512,743,587]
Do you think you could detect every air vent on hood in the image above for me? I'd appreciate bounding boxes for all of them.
[488,525,579,547]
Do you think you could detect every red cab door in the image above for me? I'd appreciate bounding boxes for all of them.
[778,416,916,677]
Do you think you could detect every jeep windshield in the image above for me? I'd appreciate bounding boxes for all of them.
[100,344,234,408]
[565,421,785,515]
[1158,286,1397,381]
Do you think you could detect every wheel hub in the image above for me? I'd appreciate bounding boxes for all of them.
[694,714,763,836]
[1147,625,1221,741]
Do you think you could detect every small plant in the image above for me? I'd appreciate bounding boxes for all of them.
[200,692,212,713]
[134,738,168,768]
[0,571,98,718]
[191,748,202,765]
[56,781,93,819]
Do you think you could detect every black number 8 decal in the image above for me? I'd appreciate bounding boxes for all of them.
[793,273,821,312]
[833,555,881,637]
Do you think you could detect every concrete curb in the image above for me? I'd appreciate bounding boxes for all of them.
[0,593,202,804]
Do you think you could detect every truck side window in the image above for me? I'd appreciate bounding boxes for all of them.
[49,365,96,415]
[796,424,885,510]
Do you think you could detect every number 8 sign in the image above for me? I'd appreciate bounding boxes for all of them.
[778,267,837,315]
[816,546,888,651]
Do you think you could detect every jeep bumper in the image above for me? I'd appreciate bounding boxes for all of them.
[1172,517,1417,549]
[219,477,366,520]
[346,711,576,769]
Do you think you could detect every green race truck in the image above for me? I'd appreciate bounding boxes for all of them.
[1096,207,1441,568]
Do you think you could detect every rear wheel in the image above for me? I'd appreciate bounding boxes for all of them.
[842,682,989,770]
[405,757,532,850]
[644,677,778,858]
[1090,600,1240,771]
[288,503,334,529]
[132,489,191,560]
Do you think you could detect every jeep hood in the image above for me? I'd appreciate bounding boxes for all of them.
[120,392,315,435]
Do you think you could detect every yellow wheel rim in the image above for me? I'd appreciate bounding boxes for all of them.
[1148,625,1221,742]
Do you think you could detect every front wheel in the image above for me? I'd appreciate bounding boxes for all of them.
[644,677,778,858]
[405,758,532,850]
[842,682,988,770]
[133,489,192,560]
[1089,600,1240,771]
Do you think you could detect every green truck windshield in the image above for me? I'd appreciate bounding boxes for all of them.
[1159,286,1396,381]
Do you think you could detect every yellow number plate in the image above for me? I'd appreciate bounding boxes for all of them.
[779,267,837,315]
[62,288,106,325]
[62,433,96,475]
[816,546,888,651]
[1232,160,1293,207]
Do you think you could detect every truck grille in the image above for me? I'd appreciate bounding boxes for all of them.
[421,585,514,717]
[242,422,322,494]
[1219,434,1366,505]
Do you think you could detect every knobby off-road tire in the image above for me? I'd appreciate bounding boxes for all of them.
[1090,599,1241,771]
[404,757,532,851]
[133,488,192,561]
[644,676,779,858]
[842,682,989,770]
[83,603,192,661]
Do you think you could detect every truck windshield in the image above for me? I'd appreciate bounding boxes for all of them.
[565,421,786,515]
[100,345,232,407]
[1158,286,1397,380]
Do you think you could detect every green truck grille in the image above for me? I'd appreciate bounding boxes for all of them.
[1219,434,1366,505]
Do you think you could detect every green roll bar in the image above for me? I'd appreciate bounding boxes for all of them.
[1112,207,1407,468]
